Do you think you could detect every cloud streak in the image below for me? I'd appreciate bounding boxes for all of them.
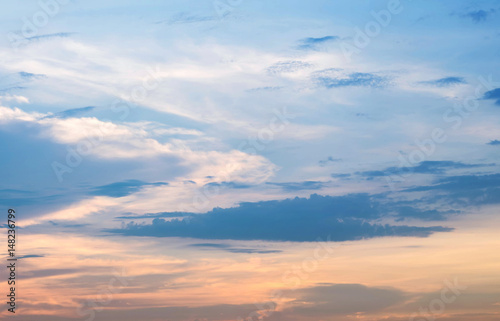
[420,77,466,87]
[296,35,339,50]
[313,70,388,88]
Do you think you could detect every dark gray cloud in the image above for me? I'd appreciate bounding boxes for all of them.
[266,181,327,192]
[314,70,388,88]
[420,77,466,87]
[90,180,168,198]
[483,88,500,105]
[109,194,452,242]
[296,36,339,50]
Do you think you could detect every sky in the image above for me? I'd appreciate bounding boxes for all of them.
[1,0,500,320]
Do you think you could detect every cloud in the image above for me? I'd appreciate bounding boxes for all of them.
[204,181,252,189]
[408,161,485,173]
[69,303,267,321]
[283,283,406,316]
[358,161,487,178]
[313,69,388,88]
[246,86,283,92]
[405,173,500,206]
[331,173,351,179]
[0,94,29,103]
[483,88,500,105]
[18,71,47,80]
[0,86,25,93]
[24,32,75,43]
[5,315,71,321]
[487,140,500,145]
[0,71,46,93]
[0,115,189,222]
[116,212,193,219]
[393,206,458,221]
[89,180,168,198]
[283,284,500,320]
[190,243,228,248]
[23,268,80,280]
[225,248,281,254]
[17,196,118,227]
[266,181,327,192]
[157,12,217,25]
[0,188,67,208]
[319,156,342,167]
[110,194,453,242]
[419,77,466,87]
[190,243,282,254]
[266,61,312,75]
[461,9,496,23]
[43,106,95,119]
[296,36,339,50]
[0,106,276,184]
[400,286,500,317]
[17,254,44,259]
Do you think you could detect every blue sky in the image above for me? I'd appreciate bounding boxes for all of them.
[1,1,500,320]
